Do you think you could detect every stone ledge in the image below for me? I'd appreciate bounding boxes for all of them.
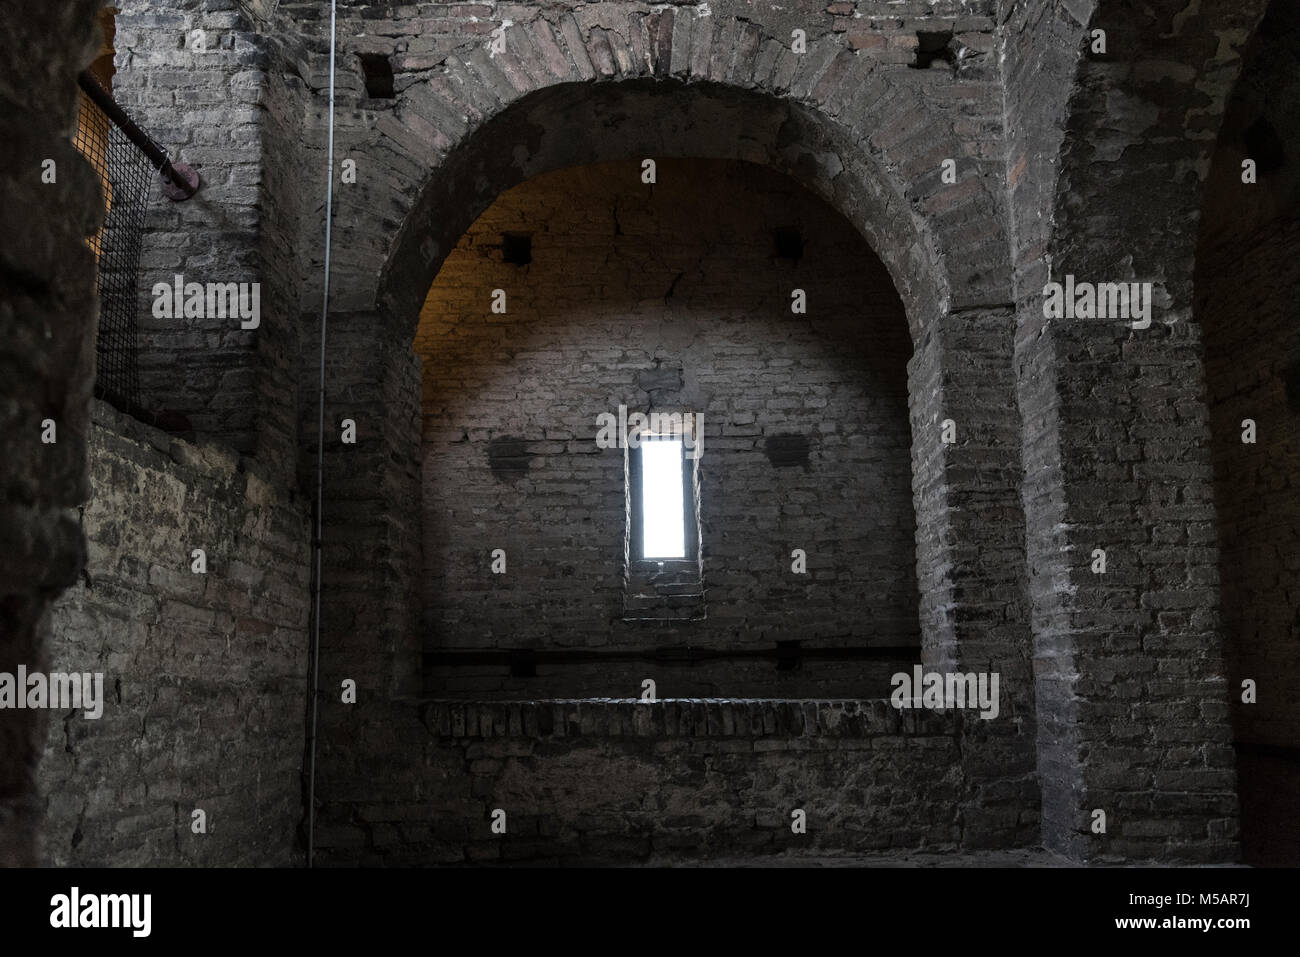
[88,397,300,508]
[415,698,962,739]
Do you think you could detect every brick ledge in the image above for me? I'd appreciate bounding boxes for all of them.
[412,698,963,739]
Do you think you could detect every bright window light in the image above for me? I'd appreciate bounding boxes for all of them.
[641,437,685,559]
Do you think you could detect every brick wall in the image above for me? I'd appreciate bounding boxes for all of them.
[1202,214,1300,866]
[305,0,1038,860]
[300,0,1005,329]
[999,0,1096,864]
[1197,0,1300,866]
[112,0,291,470]
[40,400,310,866]
[414,158,919,698]
[315,698,969,864]
[1000,0,1267,862]
[7,0,1288,868]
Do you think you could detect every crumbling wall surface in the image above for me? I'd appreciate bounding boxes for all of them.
[315,698,969,865]
[40,401,311,866]
[0,0,102,868]
[1003,0,1270,862]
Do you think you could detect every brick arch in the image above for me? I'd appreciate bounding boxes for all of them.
[1048,0,1268,302]
[374,79,945,345]
[310,5,1041,857]
[316,6,1012,345]
[1007,0,1272,862]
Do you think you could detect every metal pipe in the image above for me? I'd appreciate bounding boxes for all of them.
[306,0,338,871]
[76,70,199,199]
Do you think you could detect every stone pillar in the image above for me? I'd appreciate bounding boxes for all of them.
[1017,301,1237,862]
[910,306,1039,848]
[308,309,423,859]
[1000,0,1261,863]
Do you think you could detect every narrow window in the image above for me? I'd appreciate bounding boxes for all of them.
[623,416,705,622]
[640,435,686,559]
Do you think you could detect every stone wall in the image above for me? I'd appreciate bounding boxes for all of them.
[1197,0,1300,866]
[315,698,974,865]
[40,400,311,866]
[998,0,1097,866]
[112,0,298,474]
[293,0,1041,858]
[6,0,1291,869]
[1000,0,1267,864]
[0,0,102,868]
[416,158,919,699]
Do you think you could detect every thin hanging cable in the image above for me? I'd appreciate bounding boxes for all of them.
[307,0,337,869]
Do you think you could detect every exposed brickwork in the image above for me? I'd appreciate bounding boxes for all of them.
[315,698,978,865]
[422,698,951,740]
[312,312,425,696]
[302,0,1039,862]
[40,400,310,865]
[1002,0,1268,862]
[111,0,303,474]
[415,158,919,698]
[285,0,1013,328]
[3,0,1292,868]
[1197,0,1300,866]
[999,0,1099,865]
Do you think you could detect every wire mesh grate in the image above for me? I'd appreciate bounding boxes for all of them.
[72,84,155,412]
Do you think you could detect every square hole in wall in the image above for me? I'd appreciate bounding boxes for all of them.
[502,233,532,266]
[775,640,802,671]
[359,53,395,99]
[487,435,532,481]
[910,31,955,69]
[773,226,804,262]
[508,651,537,678]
